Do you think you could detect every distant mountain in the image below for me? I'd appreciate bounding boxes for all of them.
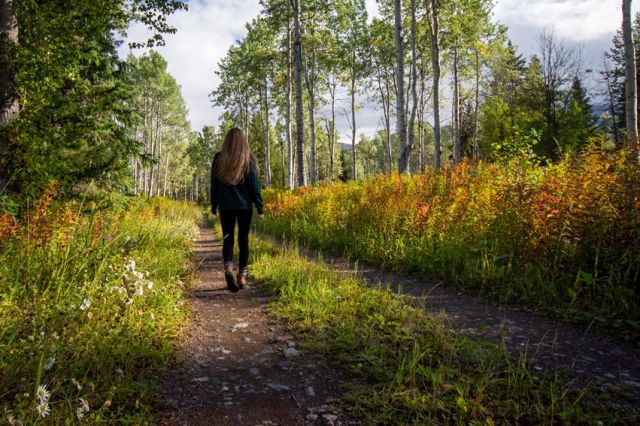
[339,142,353,151]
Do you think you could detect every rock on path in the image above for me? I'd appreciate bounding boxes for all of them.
[152,227,349,425]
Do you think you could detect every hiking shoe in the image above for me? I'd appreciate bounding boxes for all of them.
[225,270,239,293]
[237,273,247,289]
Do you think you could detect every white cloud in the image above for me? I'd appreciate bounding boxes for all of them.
[118,0,262,131]
[119,0,635,141]
[494,0,640,43]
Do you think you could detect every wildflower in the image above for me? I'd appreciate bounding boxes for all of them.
[79,299,91,311]
[150,312,155,321]
[115,367,124,376]
[126,259,136,271]
[77,398,90,420]
[71,378,82,391]
[36,401,50,418]
[147,281,153,289]
[35,384,50,402]
[134,287,144,297]
[44,355,55,371]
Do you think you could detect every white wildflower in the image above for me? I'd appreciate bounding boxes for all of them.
[126,259,136,272]
[79,299,91,311]
[36,401,50,418]
[77,398,90,420]
[147,281,153,289]
[150,312,155,321]
[35,384,50,403]
[44,355,55,371]
[115,367,124,376]
[134,287,143,297]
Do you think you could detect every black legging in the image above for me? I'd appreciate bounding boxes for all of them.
[219,209,253,271]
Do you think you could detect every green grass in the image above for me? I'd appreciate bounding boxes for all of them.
[0,195,201,424]
[256,151,640,339]
[250,235,639,425]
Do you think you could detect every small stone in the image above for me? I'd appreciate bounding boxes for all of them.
[224,400,233,407]
[322,414,338,425]
[192,376,209,382]
[283,347,300,358]
[306,413,319,422]
[287,340,296,347]
[305,386,316,397]
[249,368,260,375]
[266,383,291,392]
[233,322,249,330]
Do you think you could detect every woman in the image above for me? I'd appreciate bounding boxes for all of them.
[211,128,264,293]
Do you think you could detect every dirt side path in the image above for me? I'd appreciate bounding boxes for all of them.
[152,227,350,425]
[274,237,640,401]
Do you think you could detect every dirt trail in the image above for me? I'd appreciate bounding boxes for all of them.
[318,251,640,399]
[153,227,350,425]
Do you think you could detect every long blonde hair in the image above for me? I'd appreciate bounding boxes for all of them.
[214,128,254,185]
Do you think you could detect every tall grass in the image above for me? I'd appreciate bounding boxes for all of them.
[0,190,200,423]
[257,149,640,337]
[250,236,638,424]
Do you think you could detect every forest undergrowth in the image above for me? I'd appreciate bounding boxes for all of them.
[257,148,640,339]
[250,236,639,424]
[0,188,200,423]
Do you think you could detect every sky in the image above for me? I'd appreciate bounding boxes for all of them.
[118,0,640,141]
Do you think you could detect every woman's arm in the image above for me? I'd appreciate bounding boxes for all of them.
[249,166,264,215]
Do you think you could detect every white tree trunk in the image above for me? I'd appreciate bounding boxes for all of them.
[293,0,306,187]
[427,0,442,170]
[404,0,418,173]
[453,46,461,164]
[394,0,408,173]
[262,80,272,187]
[286,8,295,189]
[623,0,638,147]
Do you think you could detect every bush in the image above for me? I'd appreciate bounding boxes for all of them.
[258,148,640,337]
[0,193,200,423]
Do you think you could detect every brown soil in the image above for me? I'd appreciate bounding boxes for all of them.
[152,227,353,425]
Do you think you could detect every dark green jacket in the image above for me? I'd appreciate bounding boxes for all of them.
[211,153,264,214]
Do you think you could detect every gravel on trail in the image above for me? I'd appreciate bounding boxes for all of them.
[153,227,352,426]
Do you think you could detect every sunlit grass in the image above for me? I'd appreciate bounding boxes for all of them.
[0,194,200,423]
[250,235,639,424]
[257,148,640,338]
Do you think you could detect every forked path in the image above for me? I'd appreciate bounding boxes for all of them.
[153,227,349,425]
